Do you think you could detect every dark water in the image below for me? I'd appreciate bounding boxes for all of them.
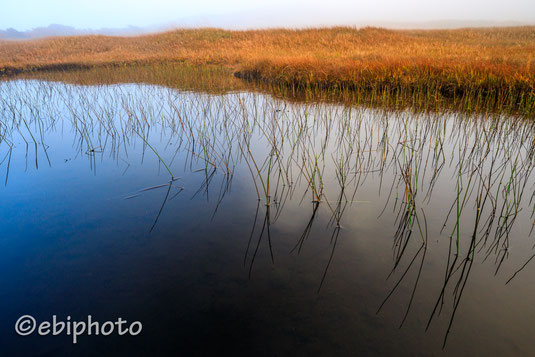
[1,80,535,356]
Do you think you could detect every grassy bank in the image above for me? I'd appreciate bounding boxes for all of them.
[1,26,534,110]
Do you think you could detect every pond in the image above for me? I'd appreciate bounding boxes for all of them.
[1,79,535,356]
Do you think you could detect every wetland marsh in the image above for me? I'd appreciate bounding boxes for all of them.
[1,67,535,355]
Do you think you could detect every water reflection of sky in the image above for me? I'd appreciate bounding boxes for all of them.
[1,80,535,356]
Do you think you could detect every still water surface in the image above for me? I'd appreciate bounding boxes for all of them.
[1,80,535,356]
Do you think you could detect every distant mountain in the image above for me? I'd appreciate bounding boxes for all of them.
[0,24,145,40]
[1,19,534,40]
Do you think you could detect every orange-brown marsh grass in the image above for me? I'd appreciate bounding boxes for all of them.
[1,26,534,112]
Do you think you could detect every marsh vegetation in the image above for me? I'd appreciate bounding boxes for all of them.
[1,65,535,354]
[1,26,534,114]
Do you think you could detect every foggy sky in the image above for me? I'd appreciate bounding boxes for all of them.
[2,0,535,31]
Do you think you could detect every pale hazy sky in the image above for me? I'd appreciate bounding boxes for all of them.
[2,0,535,30]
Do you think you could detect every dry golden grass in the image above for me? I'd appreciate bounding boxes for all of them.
[1,26,534,103]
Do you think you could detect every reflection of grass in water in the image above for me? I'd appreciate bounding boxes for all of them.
[17,63,247,94]
[1,27,534,114]
[10,62,535,117]
[1,79,535,347]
